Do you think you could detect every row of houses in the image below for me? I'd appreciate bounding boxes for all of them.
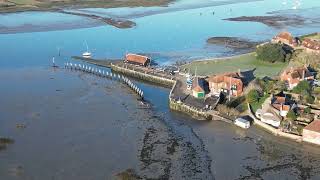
[272,31,320,53]
[191,64,315,101]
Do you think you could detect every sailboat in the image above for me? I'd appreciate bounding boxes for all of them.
[82,41,92,58]
[292,0,301,9]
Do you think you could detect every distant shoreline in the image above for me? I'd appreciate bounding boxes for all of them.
[0,0,173,14]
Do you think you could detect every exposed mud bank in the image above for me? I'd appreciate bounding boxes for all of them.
[207,36,260,50]
[59,11,136,29]
[224,15,306,28]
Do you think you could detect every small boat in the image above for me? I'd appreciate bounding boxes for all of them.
[82,41,92,58]
[82,51,91,58]
[234,117,250,129]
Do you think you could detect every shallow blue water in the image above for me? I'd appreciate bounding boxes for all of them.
[0,0,320,68]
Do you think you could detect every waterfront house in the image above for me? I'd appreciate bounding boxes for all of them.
[192,77,205,98]
[207,71,244,97]
[272,31,299,47]
[125,53,151,67]
[260,107,282,128]
[271,94,291,117]
[280,65,314,89]
[303,120,320,145]
[302,38,320,54]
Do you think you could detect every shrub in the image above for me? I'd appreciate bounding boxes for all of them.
[287,110,297,120]
[256,43,288,63]
[275,80,287,92]
[304,107,311,114]
[257,78,275,94]
[296,125,304,136]
[246,90,260,104]
[292,80,311,94]
[304,94,315,104]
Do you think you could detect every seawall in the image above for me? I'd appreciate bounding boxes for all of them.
[168,98,212,120]
[168,80,212,120]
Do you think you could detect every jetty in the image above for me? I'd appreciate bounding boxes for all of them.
[73,57,224,121]
[64,62,144,99]
[72,56,121,68]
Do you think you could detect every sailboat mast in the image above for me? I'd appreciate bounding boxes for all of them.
[85,41,89,52]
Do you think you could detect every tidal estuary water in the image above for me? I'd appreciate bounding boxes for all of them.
[1,0,320,179]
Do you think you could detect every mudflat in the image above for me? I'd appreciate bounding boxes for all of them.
[224,15,306,28]
[0,0,173,13]
[206,36,260,51]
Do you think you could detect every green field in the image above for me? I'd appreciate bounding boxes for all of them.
[300,33,320,41]
[181,53,288,78]
[8,0,37,5]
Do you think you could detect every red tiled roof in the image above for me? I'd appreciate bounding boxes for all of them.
[272,104,290,111]
[125,54,150,65]
[274,31,294,44]
[304,120,320,133]
[192,77,205,92]
[281,66,314,84]
[193,86,204,92]
[302,38,320,51]
[208,72,243,84]
[274,96,286,104]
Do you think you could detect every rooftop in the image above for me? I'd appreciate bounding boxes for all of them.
[304,120,320,133]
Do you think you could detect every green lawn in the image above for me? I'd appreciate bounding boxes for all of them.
[181,53,288,78]
[8,0,37,5]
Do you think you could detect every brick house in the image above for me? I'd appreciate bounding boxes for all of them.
[207,71,244,97]
[303,120,320,145]
[280,65,314,89]
[302,38,320,54]
[272,31,299,47]
[124,53,151,67]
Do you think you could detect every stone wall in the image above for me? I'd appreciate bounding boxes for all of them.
[169,99,212,120]
[111,64,175,87]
